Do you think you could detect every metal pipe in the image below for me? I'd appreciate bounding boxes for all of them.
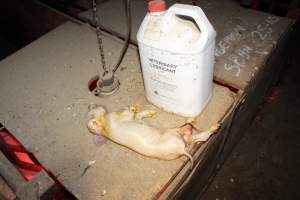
[0,151,26,191]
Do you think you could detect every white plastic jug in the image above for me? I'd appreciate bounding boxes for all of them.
[137,1,216,117]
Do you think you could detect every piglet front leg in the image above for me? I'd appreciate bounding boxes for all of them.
[135,110,156,120]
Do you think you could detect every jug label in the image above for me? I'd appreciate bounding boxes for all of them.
[144,56,179,103]
[148,58,178,74]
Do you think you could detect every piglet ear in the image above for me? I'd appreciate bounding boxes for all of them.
[88,106,106,120]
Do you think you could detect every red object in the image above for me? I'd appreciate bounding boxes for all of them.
[148,0,166,12]
[0,130,43,181]
[0,128,77,199]
[267,87,283,104]
[251,0,260,10]
[213,79,239,93]
[255,115,263,124]
[287,8,298,19]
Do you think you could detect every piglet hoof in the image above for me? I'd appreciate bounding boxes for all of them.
[146,110,156,117]
[210,123,221,132]
[130,106,141,113]
[179,124,193,135]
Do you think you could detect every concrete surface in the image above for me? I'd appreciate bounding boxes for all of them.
[79,0,293,89]
[202,34,300,200]
[0,22,235,199]
[0,176,16,200]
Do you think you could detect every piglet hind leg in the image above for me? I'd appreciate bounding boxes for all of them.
[135,110,157,120]
[184,124,220,144]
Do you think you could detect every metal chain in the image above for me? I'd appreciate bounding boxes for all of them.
[92,0,108,75]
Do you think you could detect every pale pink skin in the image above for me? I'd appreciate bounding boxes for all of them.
[87,106,220,165]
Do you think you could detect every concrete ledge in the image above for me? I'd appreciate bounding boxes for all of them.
[0,21,235,199]
[79,0,293,89]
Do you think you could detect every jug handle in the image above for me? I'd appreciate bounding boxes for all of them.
[164,4,216,51]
